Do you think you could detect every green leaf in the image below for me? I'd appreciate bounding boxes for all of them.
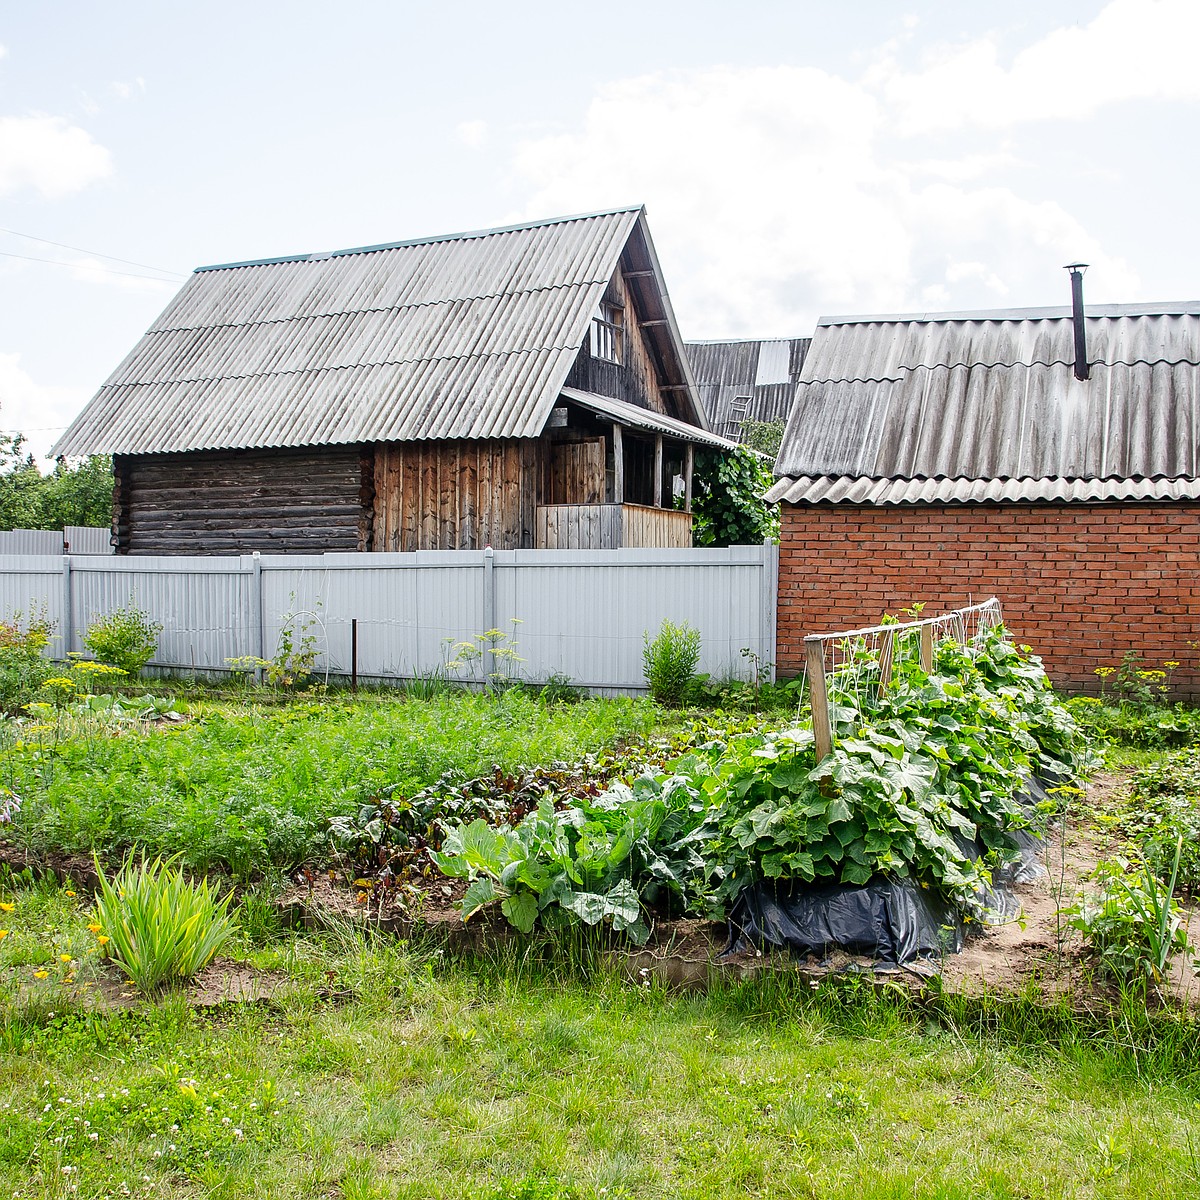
[461,877,497,918]
[500,891,538,933]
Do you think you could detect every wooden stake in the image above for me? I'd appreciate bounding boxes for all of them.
[919,624,934,673]
[878,630,894,689]
[806,637,833,761]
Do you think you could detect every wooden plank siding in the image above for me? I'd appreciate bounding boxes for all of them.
[114,447,370,555]
[372,439,538,552]
[535,503,692,549]
[562,264,671,415]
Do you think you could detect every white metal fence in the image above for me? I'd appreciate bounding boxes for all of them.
[0,527,112,555]
[0,544,778,693]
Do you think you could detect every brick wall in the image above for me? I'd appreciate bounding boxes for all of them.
[777,502,1200,697]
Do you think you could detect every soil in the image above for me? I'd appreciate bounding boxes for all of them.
[277,769,1200,1006]
[6,770,1197,1009]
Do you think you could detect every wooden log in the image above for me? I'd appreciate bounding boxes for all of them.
[920,624,934,673]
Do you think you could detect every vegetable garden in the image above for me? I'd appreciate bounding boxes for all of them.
[1,600,1199,1197]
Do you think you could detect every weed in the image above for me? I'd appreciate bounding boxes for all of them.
[1068,840,1193,988]
[642,619,701,707]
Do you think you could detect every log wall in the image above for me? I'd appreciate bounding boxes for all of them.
[115,447,371,555]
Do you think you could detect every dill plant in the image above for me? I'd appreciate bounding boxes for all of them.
[642,619,701,706]
[92,853,237,991]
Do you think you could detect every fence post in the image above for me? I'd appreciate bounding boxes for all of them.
[61,555,73,661]
[805,635,833,761]
[251,552,264,686]
[919,623,934,673]
[763,537,778,684]
[482,546,496,684]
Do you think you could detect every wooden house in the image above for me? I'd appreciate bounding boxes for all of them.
[54,208,736,554]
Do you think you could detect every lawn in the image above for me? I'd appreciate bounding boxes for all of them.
[1,667,1199,1197]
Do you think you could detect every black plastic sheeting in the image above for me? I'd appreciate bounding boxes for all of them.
[724,775,1055,967]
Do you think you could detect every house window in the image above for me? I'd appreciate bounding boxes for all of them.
[590,303,624,364]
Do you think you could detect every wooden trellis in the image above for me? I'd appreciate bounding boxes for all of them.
[804,598,1004,761]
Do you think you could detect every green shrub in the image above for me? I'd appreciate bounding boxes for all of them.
[92,853,237,991]
[643,620,701,706]
[83,605,162,677]
[0,611,56,714]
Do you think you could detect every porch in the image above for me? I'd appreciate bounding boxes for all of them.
[535,502,693,549]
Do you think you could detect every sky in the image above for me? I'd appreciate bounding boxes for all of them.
[1,0,1197,459]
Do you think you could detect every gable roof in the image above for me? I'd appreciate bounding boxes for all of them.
[768,302,1200,505]
[54,207,705,456]
[685,337,810,438]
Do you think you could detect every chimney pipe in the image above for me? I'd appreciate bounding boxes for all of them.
[1064,262,1089,381]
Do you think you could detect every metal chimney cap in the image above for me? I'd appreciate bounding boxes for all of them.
[1063,262,1089,273]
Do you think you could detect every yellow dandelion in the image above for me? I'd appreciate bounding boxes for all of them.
[0,902,14,913]
[33,969,49,979]
[65,891,76,899]
[63,975,75,984]
[0,930,8,940]
[59,954,72,963]
[96,936,109,946]
[87,923,102,934]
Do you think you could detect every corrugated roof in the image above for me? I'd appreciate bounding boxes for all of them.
[55,207,705,456]
[774,305,1200,502]
[685,337,810,437]
[559,387,739,451]
[766,474,1200,506]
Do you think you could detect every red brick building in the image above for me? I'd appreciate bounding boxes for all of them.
[766,302,1200,696]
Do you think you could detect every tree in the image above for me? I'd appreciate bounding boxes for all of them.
[738,419,786,460]
[691,446,779,547]
[0,431,113,531]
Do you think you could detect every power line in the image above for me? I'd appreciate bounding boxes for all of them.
[0,249,183,284]
[0,226,187,278]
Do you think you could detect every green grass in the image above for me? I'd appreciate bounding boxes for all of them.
[0,691,663,878]
[1,902,1199,1199]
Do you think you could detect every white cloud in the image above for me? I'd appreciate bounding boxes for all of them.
[456,119,488,148]
[108,78,146,101]
[870,0,1200,133]
[513,62,1139,338]
[0,352,86,461]
[0,113,113,199]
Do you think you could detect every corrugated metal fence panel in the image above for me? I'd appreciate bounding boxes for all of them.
[494,547,771,690]
[67,557,252,666]
[0,556,66,648]
[259,553,489,679]
[0,530,64,555]
[64,527,113,555]
[0,547,775,691]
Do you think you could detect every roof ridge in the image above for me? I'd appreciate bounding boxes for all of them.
[802,353,1200,387]
[193,206,645,274]
[818,301,1200,326]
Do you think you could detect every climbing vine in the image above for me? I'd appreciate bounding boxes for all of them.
[691,447,778,547]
